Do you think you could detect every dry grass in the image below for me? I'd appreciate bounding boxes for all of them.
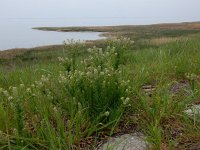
[0,45,64,59]
[155,22,200,30]
[0,41,106,60]
[145,37,185,46]
[0,48,28,59]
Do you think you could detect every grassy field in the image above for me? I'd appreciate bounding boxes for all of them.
[0,22,200,149]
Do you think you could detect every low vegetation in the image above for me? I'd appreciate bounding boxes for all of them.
[0,22,200,149]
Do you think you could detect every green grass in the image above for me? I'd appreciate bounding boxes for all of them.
[0,27,200,149]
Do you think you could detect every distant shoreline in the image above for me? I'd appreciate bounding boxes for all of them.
[33,21,200,33]
[1,21,200,59]
[33,21,200,42]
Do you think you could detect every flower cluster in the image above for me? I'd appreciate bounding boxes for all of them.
[57,43,133,120]
[185,73,198,81]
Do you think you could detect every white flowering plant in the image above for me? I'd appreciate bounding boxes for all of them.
[58,39,134,123]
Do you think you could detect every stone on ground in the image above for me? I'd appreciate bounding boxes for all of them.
[98,133,148,150]
[185,104,200,116]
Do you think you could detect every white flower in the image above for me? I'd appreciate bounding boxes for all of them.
[106,52,109,55]
[87,48,92,53]
[121,97,125,101]
[26,88,31,93]
[100,72,105,76]
[94,69,98,75]
[8,96,13,101]
[104,111,110,117]
[99,48,103,54]
[123,97,130,105]
[20,84,25,88]
[3,91,9,97]
[32,94,36,97]
[125,89,129,93]
[53,107,58,112]
[131,41,135,44]
[86,72,92,77]
[12,87,18,97]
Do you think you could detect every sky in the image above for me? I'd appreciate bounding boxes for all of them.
[0,0,200,24]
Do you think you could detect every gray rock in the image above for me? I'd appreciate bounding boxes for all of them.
[185,105,200,116]
[98,133,148,150]
[170,82,191,95]
[142,85,156,97]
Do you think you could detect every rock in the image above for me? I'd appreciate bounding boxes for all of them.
[98,133,148,150]
[142,85,156,97]
[142,85,155,89]
[170,81,191,95]
[185,105,200,116]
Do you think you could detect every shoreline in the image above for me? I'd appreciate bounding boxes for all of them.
[33,21,200,32]
[0,39,107,59]
[1,21,200,59]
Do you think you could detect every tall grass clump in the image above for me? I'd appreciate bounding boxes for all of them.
[107,37,133,69]
[63,40,86,72]
[58,38,133,122]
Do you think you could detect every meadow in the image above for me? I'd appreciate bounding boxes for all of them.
[0,22,200,149]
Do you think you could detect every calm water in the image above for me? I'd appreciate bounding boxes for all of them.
[1,17,177,51]
[1,17,198,51]
[0,19,109,51]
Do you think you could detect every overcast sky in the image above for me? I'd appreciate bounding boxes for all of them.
[0,0,200,24]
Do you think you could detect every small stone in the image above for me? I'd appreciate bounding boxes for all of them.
[142,85,156,97]
[170,82,191,95]
[185,105,200,116]
[143,88,156,92]
[142,85,155,89]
